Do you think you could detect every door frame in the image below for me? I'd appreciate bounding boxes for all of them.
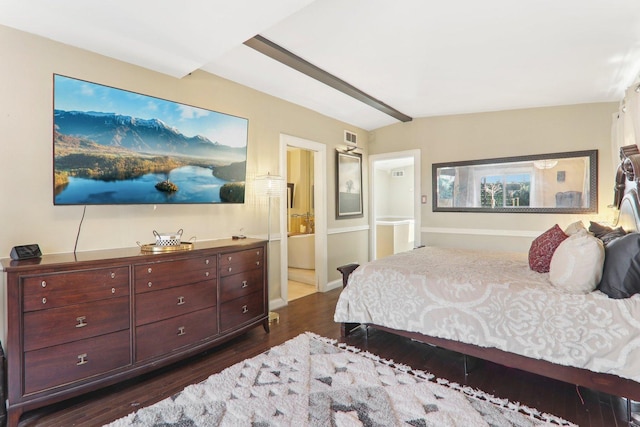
[369,149,422,260]
[279,134,328,302]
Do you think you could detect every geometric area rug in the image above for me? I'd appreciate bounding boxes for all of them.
[105,332,576,426]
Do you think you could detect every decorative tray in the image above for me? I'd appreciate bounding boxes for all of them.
[138,242,194,253]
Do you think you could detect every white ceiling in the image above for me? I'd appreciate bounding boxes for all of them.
[2,0,640,131]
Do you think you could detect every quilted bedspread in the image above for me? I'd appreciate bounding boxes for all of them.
[334,246,640,381]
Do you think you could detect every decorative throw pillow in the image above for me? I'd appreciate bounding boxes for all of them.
[588,221,626,246]
[528,224,568,273]
[549,230,604,294]
[598,233,640,299]
[589,221,614,239]
[564,220,586,236]
[599,227,627,246]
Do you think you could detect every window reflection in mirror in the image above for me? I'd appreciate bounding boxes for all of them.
[433,150,597,213]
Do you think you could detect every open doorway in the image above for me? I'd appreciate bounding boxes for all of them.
[370,150,421,260]
[286,146,316,300]
[279,134,327,304]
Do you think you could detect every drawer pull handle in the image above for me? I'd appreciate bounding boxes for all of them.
[241,280,248,288]
[242,305,248,314]
[256,261,260,266]
[41,280,47,288]
[148,281,153,288]
[256,250,261,255]
[227,256,232,261]
[177,326,186,336]
[42,297,47,305]
[110,272,116,279]
[111,287,116,294]
[205,271,210,277]
[205,259,210,265]
[77,353,88,366]
[76,316,87,328]
[228,267,233,273]
[177,296,185,305]
[148,267,152,274]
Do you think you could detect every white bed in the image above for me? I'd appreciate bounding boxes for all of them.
[335,245,640,383]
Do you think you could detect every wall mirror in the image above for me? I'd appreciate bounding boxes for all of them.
[432,150,597,213]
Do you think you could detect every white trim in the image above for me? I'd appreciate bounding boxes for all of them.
[327,225,370,235]
[269,297,287,311]
[422,226,540,238]
[325,279,343,291]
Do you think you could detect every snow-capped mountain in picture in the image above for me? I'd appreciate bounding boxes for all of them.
[53,74,249,205]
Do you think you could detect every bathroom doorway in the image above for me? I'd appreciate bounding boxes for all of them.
[279,134,327,304]
[286,146,316,300]
[370,150,422,260]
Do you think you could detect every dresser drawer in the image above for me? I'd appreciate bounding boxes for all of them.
[136,280,216,326]
[220,248,264,277]
[24,296,130,351]
[24,330,131,395]
[23,266,130,312]
[136,307,217,362]
[219,291,266,332]
[220,269,263,303]
[134,257,216,293]
[219,248,264,277]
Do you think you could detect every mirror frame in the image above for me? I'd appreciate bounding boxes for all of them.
[432,149,598,214]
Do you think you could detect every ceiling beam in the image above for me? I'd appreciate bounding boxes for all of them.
[244,34,412,123]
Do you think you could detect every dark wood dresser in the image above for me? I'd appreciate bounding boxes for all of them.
[1,238,268,427]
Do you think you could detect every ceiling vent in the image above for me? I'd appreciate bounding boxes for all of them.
[344,130,357,146]
[391,169,404,178]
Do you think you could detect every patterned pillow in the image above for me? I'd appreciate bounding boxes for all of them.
[528,224,568,273]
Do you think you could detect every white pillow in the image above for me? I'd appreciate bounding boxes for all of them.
[549,229,604,294]
[564,220,586,236]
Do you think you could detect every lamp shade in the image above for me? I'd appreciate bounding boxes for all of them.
[255,173,284,198]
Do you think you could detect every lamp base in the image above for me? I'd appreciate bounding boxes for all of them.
[268,311,280,324]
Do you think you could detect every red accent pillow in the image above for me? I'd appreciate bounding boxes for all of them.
[528,224,568,273]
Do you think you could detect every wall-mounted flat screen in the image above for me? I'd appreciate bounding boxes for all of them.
[53,74,248,205]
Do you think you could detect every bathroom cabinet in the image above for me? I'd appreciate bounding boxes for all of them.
[1,238,268,427]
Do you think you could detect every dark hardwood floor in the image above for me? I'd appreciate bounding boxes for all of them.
[17,288,630,426]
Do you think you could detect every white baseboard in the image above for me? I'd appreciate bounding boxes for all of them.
[323,279,343,292]
[269,297,287,311]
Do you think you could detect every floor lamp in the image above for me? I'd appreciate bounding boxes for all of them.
[255,172,285,241]
[255,172,284,324]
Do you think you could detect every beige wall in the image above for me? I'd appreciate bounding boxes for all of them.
[0,24,620,307]
[0,25,371,310]
[369,103,618,252]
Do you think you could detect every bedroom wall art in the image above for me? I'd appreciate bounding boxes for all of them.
[336,150,363,218]
[433,149,597,213]
[53,74,249,205]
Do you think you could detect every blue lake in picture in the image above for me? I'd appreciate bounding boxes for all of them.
[55,166,235,204]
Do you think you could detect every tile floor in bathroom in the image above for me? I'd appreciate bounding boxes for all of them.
[288,267,316,301]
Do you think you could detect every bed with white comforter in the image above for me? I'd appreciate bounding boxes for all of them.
[334,246,640,383]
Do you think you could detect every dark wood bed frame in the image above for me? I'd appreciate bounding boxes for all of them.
[339,145,640,406]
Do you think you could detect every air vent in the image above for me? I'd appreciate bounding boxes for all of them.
[391,169,404,178]
[344,130,357,145]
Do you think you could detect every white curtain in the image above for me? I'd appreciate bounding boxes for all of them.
[612,77,640,171]
[582,157,590,208]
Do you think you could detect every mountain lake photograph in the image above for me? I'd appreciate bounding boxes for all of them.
[53,74,249,205]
